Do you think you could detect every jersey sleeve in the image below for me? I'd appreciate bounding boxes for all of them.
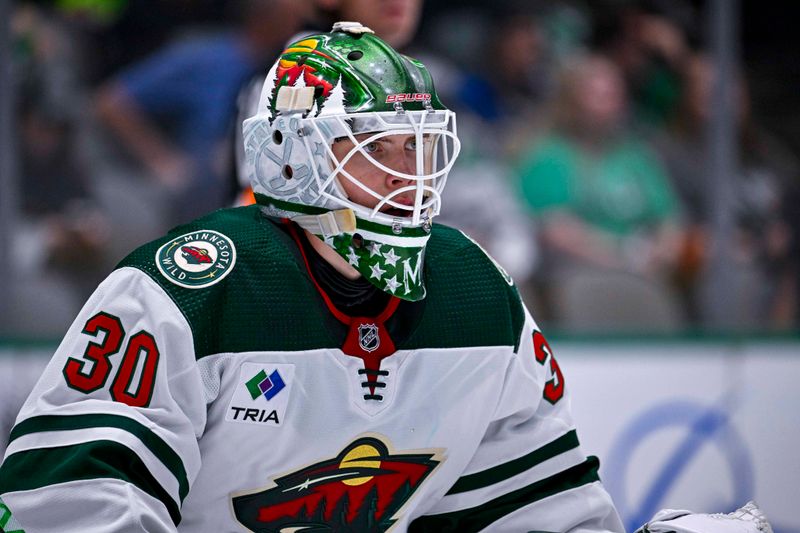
[411,305,624,533]
[0,267,206,532]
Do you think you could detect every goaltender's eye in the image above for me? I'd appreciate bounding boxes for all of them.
[405,134,430,151]
[364,142,380,154]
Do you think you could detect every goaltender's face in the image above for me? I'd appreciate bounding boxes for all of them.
[330,133,433,217]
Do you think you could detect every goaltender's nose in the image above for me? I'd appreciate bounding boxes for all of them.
[384,147,417,190]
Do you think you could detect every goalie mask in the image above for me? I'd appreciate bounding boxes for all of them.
[243,22,460,301]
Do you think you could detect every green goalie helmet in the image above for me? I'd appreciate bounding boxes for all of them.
[243,22,460,302]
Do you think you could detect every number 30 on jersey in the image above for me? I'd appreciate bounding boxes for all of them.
[62,311,160,408]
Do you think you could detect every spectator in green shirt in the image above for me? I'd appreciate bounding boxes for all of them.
[517,54,686,329]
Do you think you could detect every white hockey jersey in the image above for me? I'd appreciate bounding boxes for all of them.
[0,206,623,532]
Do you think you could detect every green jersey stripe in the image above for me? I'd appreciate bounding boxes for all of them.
[409,456,600,533]
[0,440,181,526]
[447,430,580,495]
[8,414,189,502]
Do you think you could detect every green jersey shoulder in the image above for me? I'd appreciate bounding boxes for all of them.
[411,223,525,352]
[117,208,525,357]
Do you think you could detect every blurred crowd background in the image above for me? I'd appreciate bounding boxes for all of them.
[1,0,799,339]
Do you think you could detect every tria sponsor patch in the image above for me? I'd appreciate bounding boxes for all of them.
[155,230,236,289]
[226,363,294,426]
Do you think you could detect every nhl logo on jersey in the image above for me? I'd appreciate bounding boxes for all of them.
[155,230,236,289]
[358,323,380,353]
[231,434,443,532]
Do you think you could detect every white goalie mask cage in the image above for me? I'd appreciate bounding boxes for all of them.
[244,100,460,231]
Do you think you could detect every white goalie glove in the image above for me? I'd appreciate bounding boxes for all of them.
[636,502,774,533]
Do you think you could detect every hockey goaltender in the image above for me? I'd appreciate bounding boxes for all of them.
[0,22,773,533]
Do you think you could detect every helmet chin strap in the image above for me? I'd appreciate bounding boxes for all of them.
[291,209,357,239]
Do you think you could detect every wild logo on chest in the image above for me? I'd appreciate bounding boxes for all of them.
[231,434,443,532]
[226,363,294,426]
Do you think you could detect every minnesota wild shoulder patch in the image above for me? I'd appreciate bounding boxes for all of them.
[156,230,236,289]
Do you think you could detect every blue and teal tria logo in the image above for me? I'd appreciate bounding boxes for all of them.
[246,369,285,401]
